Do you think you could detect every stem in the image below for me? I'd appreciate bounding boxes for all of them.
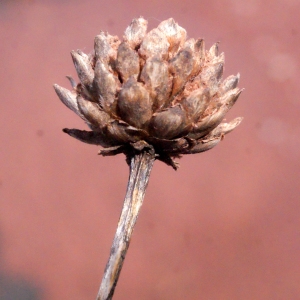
[96,150,155,300]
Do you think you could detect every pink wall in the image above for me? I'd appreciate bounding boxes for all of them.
[0,0,300,299]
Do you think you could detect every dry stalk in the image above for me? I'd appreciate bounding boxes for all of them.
[97,150,155,300]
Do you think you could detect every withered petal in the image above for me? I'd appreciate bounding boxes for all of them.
[77,95,111,128]
[99,145,126,156]
[70,50,94,89]
[66,76,77,88]
[188,88,242,139]
[210,117,243,136]
[220,74,240,94]
[105,120,142,144]
[169,48,195,96]
[139,28,170,60]
[140,56,172,110]
[157,18,186,56]
[54,84,84,119]
[124,17,148,49]
[185,117,242,154]
[219,87,243,106]
[116,42,140,82]
[200,60,224,96]
[149,105,189,139]
[63,128,116,147]
[184,136,221,154]
[125,126,149,140]
[191,39,205,76]
[194,38,205,55]
[156,154,181,170]
[181,87,210,123]
[208,42,219,58]
[94,32,120,62]
[147,136,189,153]
[93,60,118,114]
[117,77,152,129]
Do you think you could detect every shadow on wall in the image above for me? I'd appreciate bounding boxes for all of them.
[0,1,43,298]
[0,274,41,300]
[0,230,42,300]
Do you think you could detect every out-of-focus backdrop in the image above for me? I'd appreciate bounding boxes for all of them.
[1,0,299,299]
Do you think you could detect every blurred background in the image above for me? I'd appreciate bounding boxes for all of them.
[1,0,300,299]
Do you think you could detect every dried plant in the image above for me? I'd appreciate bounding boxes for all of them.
[54,17,242,300]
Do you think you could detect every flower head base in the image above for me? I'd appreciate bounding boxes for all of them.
[54,17,243,169]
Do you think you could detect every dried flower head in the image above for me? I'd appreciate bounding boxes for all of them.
[54,17,242,169]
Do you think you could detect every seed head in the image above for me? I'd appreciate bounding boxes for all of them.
[54,17,243,169]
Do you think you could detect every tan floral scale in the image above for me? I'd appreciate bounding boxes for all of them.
[54,17,243,169]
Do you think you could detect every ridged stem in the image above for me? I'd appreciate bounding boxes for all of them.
[96,150,155,300]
